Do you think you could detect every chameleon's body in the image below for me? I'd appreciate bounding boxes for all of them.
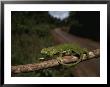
[41,43,88,67]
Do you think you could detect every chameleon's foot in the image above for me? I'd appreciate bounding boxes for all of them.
[56,57,64,65]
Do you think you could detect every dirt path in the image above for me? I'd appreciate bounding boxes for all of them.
[51,28,100,77]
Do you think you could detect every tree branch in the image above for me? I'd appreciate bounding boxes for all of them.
[11,49,100,74]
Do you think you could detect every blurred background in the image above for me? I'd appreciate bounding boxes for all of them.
[11,11,100,77]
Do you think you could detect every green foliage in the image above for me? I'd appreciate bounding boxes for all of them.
[11,12,55,65]
[11,33,54,65]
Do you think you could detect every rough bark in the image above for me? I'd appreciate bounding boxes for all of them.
[11,49,100,74]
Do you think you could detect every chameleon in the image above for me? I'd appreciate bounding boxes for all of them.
[40,43,88,67]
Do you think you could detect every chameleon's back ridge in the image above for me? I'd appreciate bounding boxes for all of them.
[41,43,88,57]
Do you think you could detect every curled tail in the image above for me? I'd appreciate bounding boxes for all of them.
[56,56,82,67]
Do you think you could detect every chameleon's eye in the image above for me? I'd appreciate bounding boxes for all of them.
[62,51,66,53]
[41,48,47,54]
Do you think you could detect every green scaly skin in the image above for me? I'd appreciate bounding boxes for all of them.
[41,43,88,67]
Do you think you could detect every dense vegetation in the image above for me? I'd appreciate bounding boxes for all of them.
[12,12,54,65]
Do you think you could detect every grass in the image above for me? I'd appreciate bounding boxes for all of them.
[11,24,55,65]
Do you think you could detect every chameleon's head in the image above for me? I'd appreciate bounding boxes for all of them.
[41,47,58,57]
[41,48,48,54]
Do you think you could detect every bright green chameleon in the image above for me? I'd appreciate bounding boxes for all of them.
[40,43,88,67]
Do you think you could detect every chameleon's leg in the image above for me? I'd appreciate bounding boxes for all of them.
[56,56,64,65]
[56,56,66,70]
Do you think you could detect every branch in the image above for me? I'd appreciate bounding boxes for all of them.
[11,49,100,74]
